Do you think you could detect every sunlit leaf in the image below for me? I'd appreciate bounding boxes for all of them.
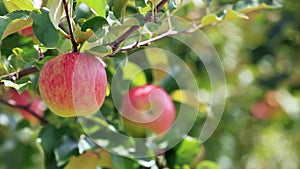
[122,61,147,87]
[174,136,202,166]
[47,0,72,29]
[196,160,222,169]
[170,89,208,114]
[77,0,107,17]
[234,0,281,14]
[3,0,34,12]
[201,9,248,27]
[145,49,169,83]
[0,10,31,40]
[223,9,249,21]
[64,149,113,169]
[1,78,31,94]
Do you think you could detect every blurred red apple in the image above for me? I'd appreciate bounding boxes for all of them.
[18,0,43,38]
[19,26,34,37]
[251,101,271,120]
[38,52,107,117]
[120,84,176,136]
[7,89,45,123]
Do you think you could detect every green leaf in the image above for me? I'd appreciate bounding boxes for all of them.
[3,0,34,12]
[1,78,31,93]
[21,46,39,63]
[35,56,55,70]
[81,16,108,33]
[54,136,79,167]
[10,46,38,63]
[135,0,147,8]
[32,8,59,47]
[0,0,8,15]
[85,45,113,58]
[39,124,60,153]
[47,0,72,29]
[196,161,222,169]
[233,0,281,14]
[122,61,147,87]
[77,0,107,17]
[111,154,140,169]
[201,9,248,27]
[0,10,31,40]
[113,0,129,20]
[169,136,202,167]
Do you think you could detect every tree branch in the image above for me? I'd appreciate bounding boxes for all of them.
[62,0,78,52]
[0,0,181,82]
[0,66,39,84]
[120,29,195,51]
[145,0,169,22]
[0,98,48,125]
[108,0,169,54]
[109,25,140,52]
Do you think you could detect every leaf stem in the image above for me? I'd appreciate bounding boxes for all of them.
[62,0,78,52]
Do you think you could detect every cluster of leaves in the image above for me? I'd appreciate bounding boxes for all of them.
[0,0,282,169]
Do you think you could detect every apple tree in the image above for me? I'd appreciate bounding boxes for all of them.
[0,0,281,169]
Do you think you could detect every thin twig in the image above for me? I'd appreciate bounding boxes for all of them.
[108,0,169,54]
[62,0,78,52]
[0,98,48,125]
[109,25,140,52]
[120,29,195,51]
[0,66,38,84]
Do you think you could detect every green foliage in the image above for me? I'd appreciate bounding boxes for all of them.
[32,8,59,47]
[0,10,31,40]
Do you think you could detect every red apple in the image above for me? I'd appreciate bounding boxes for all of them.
[120,84,176,136]
[38,52,107,117]
[7,89,45,123]
[19,26,34,37]
[250,101,271,120]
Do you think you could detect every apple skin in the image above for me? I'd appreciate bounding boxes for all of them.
[38,52,107,117]
[7,89,45,123]
[251,101,271,120]
[19,26,34,37]
[120,84,176,136]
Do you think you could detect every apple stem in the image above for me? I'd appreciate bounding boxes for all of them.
[62,0,78,52]
[0,98,48,125]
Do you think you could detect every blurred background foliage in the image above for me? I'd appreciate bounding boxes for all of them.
[0,0,299,169]
[197,0,300,168]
